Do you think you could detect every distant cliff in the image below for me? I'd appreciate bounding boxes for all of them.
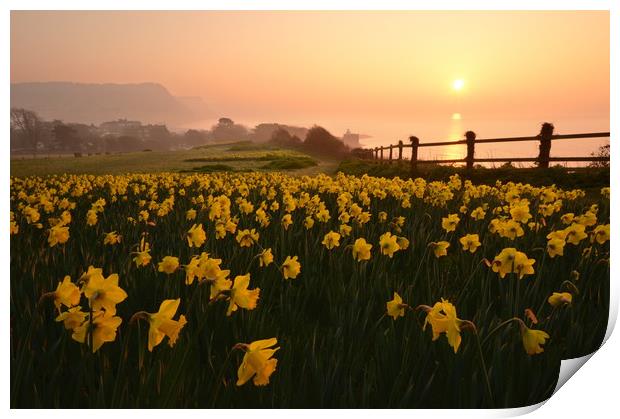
[10,82,214,125]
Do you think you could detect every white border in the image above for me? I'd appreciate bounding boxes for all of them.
[3,2,616,418]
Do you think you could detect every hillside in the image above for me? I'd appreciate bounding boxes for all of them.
[10,81,213,125]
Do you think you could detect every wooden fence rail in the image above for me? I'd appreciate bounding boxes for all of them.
[364,123,610,170]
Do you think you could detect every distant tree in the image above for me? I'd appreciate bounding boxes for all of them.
[102,135,141,153]
[184,129,210,147]
[52,122,81,151]
[269,128,302,149]
[10,122,18,151]
[253,123,281,143]
[303,125,349,157]
[252,123,309,143]
[117,135,143,152]
[71,123,101,153]
[144,125,172,150]
[589,144,610,168]
[211,117,249,141]
[10,108,43,155]
[102,135,121,153]
[218,117,234,127]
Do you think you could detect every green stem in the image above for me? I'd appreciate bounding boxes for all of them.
[456,259,484,304]
[244,253,260,274]
[560,280,580,295]
[481,317,524,347]
[161,284,210,407]
[87,305,95,405]
[88,305,94,352]
[111,326,132,407]
[211,348,235,408]
[464,321,494,408]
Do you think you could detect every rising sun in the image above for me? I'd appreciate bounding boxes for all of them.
[452,79,465,91]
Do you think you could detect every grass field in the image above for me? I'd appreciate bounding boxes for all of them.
[10,170,609,408]
[10,143,339,177]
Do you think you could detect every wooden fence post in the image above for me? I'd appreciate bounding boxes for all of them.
[465,131,476,170]
[537,122,554,168]
[398,140,403,161]
[409,136,419,171]
[389,145,393,163]
[380,146,384,162]
[374,147,378,160]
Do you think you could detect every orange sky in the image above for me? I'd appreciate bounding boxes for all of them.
[10,11,609,152]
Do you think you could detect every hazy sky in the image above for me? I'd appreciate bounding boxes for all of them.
[10,11,609,155]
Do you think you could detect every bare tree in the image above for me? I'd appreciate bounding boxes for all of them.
[10,108,43,156]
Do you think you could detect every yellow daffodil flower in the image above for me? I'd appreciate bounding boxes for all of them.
[470,207,486,220]
[386,292,407,320]
[48,225,70,247]
[322,231,341,250]
[560,213,574,225]
[459,234,481,253]
[227,274,260,316]
[281,214,293,230]
[548,292,572,307]
[72,310,122,353]
[547,238,565,258]
[491,248,535,279]
[304,216,315,229]
[379,232,400,258]
[352,238,372,261]
[236,229,259,247]
[281,256,301,280]
[145,299,188,351]
[521,326,550,355]
[564,223,588,245]
[86,209,98,226]
[55,306,88,330]
[396,236,410,250]
[441,213,460,232]
[103,231,121,245]
[82,270,128,315]
[53,275,81,311]
[187,223,206,248]
[592,224,610,244]
[235,338,279,386]
[158,256,180,274]
[339,224,352,237]
[423,299,463,353]
[429,241,450,258]
[186,209,197,221]
[259,248,274,267]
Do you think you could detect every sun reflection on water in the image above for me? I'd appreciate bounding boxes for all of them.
[426,114,466,160]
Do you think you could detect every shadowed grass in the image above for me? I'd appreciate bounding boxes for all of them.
[337,159,610,191]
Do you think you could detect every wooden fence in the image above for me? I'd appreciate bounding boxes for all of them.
[363,123,610,169]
